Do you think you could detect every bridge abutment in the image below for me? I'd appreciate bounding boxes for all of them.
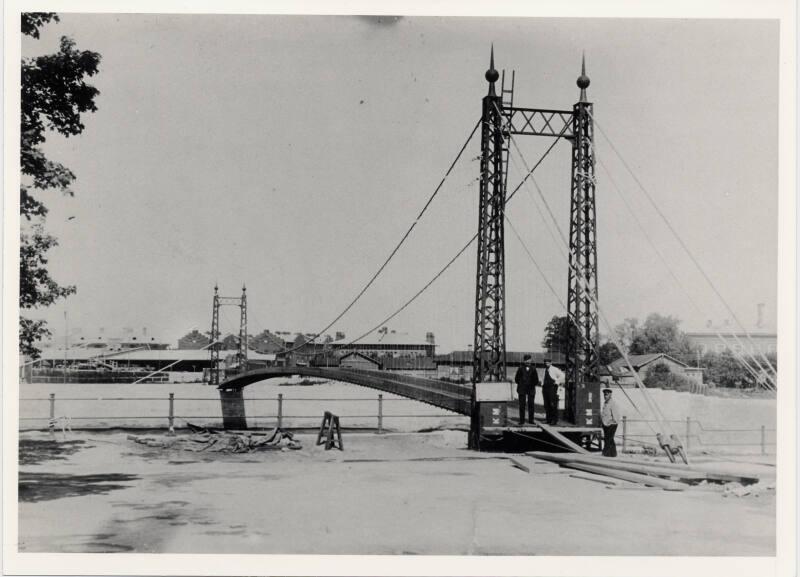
[219,389,248,430]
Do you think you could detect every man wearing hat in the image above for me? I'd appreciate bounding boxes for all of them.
[514,354,539,424]
[542,358,565,425]
[601,387,620,457]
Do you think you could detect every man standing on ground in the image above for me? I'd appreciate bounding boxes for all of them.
[514,354,539,424]
[542,358,565,425]
[601,387,620,457]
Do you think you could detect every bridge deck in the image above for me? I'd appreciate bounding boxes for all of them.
[220,366,472,415]
[221,368,602,442]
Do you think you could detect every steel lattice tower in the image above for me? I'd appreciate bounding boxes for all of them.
[238,284,248,372]
[565,57,599,423]
[469,50,599,431]
[208,284,249,387]
[472,47,508,385]
[209,284,221,387]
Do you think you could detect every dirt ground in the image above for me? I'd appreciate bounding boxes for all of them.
[16,429,775,555]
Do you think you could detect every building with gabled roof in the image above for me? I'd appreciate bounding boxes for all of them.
[606,353,703,385]
[339,351,381,371]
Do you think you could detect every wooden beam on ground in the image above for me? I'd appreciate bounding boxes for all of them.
[569,473,619,486]
[537,423,590,454]
[561,462,687,491]
[527,451,760,485]
[508,457,530,473]
[527,451,707,483]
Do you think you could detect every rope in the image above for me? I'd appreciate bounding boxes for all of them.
[592,113,778,380]
[280,118,481,356]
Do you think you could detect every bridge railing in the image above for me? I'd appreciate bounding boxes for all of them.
[19,392,469,434]
[19,393,775,454]
[619,416,776,456]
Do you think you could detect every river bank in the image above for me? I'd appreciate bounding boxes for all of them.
[17,429,776,555]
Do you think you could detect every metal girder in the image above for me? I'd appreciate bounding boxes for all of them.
[217,297,243,306]
[503,107,574,138]
[565,101,600,423]
[472,89,508,385]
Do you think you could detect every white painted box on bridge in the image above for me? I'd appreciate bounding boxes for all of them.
[475,381,515,402]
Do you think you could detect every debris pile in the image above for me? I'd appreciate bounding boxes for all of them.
[723,480,776,498]
[128,424,301,453]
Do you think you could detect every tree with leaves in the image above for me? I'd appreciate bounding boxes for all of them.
[541,315,577,354]
[642,362,693,391]
[700,350,748,388]
[597,340,622,366]
[19,13,100,358]
[612,313,695,358]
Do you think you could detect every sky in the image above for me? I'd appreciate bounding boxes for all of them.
[20,14,779,352]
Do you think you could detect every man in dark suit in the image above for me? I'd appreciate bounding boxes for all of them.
[514,354,539,424]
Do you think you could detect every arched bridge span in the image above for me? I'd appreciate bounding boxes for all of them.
[220,367,471,415]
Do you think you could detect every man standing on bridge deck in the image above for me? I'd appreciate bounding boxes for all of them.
[514,354,539,424]
[601,388,620,457]
[542,358,565,425]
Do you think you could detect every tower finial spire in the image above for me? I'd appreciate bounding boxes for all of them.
[577,51,590,102]
[485,44,499,95]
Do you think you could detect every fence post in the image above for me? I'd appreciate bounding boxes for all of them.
[685,416,691,452]
[378,394,384,434]
[168,393,175,435]
[761,425,766,455]
[621,416,627,453]
[277,393,283,430]
[49,393,55,433]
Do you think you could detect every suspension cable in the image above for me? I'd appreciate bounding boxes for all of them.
[597,157,775,390]
[591,113,777,379]
[506,213,662,436]
[505,128,681,444]
[328,123,570,355]
[279,118,481,356]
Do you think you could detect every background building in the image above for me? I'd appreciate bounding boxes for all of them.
[435,351,565,382]
[685,331,776,356]
[604,353,704,386]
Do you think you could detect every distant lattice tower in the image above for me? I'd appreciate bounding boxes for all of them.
[238,284,248,372]
[208,284,249,387]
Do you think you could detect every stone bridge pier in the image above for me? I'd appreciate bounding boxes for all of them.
[219,389,248,429]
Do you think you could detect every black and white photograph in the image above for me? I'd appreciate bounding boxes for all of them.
[3,1,797,576]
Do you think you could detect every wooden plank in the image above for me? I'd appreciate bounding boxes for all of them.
[569,473,619,486]
[537,423,590,454]
[527,451,707,482]
[561,462,687,491]
[508,457,530,473]
[528,451,760,485]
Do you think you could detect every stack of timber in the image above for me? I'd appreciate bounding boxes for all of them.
[527,451,760,491]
